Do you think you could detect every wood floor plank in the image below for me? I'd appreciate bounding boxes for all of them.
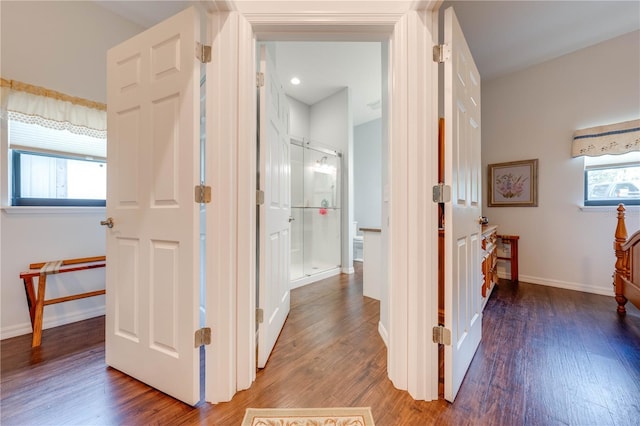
[2,268,640,425]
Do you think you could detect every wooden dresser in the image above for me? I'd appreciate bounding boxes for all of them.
[481,225,498,302]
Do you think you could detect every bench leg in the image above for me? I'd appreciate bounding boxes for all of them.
[31,274,47,347]
[22,277,37,328]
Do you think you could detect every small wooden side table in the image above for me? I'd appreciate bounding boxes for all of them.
[497,235,519,282]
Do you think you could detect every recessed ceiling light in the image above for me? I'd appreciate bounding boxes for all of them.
[290,77,301,85]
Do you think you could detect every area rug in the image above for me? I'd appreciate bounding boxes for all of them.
[241,407,375,426]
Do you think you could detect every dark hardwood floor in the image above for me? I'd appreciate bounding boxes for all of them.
[2,265,640,425]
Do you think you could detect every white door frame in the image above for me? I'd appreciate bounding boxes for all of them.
[205,1,441,403]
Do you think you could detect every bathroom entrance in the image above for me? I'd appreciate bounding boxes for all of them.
[256,40,386,367]
[290,140,342,287]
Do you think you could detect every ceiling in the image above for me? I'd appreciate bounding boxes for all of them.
[269,42,382,125]
[95,1,640,125]
[441,1,640,81]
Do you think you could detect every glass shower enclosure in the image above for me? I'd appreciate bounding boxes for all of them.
[290,139,341,283]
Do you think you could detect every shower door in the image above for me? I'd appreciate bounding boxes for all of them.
[290,141,341,282]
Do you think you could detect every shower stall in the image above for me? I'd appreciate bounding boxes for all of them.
[290,139,342,285]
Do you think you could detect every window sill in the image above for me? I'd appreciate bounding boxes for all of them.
[579,205,640,213]
[2,206,106,215]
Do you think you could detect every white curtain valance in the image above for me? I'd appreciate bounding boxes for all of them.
[8,114,107,159]
[1,78,106,138]
[7,109,106,140]
[572,119,640,158]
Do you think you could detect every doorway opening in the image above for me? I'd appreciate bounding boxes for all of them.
[105,3,443,406]
[255,39,388,367]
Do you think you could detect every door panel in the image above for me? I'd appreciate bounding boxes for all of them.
[444,6,483,402]
[258,44,291,368]
[106,7,201,405]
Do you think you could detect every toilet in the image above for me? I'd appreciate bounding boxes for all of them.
[353,221,364,263]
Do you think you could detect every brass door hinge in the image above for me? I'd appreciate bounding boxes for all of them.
[196,42,212,63]
[194,327,212,347]
[432,325,451,345]
[433,44,450,63]
[195,184,212,203]
[432,183,451,203]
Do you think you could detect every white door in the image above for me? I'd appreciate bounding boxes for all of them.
[443,6,483,402]
[257,44,291,368]
[105,7,201,405]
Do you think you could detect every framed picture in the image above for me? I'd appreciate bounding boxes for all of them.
[488,159,538,207]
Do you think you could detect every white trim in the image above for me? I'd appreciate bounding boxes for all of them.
[378,320,389,347]
[235,12,258,394]
[342,266,356,274]
[1,305,105,340]
[579,205,640,213]
[205,10,241,404]
[387,10,409,393]
[213,1,440,404]
[290,267,342,289]
[2,206,105,215]
[402,9,440,401]
[500,273,616,297]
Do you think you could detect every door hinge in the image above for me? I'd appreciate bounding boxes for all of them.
[195,184,212,204]
[196,42,212,63]
[433,44,450,63]
[256,72,265,88]
[194,327,212,347]
[256,308,264,324]
[432,183,451,203]
[256,190,265,205]
[432,325,451,345]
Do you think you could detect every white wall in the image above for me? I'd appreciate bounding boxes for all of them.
[0,1,144,338]
[310,88,351,154]
[0,1,143,103]
[288,96,310,141]
[354,118,382,230]
[482,30,640,296]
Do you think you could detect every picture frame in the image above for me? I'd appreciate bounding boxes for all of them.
[488,159,538,207]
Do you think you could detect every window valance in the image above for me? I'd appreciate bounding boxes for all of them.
[0,78,106,138]
[572,119,640,157]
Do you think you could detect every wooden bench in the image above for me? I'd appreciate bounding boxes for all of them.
[20,256,106,347]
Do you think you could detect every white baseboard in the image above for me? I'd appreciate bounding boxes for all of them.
[1,305,105,340]
[498,272,614,297]
[378,321,388,347]
[342,266,355,274]
[290,267,342,289]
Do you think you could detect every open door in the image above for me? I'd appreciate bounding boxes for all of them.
[443,6,483,402]
[105,7,202,405]
[257,44,291,368]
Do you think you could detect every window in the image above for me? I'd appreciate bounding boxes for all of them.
[12,150,106,206]
[8,118,107,207]
[2,78,107,208]
[584,152,640,206]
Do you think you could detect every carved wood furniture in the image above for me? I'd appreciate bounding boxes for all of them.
[497,234,519,282]
[614,204,640,315]
[482,225,498,298]
[20,255,106,347]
